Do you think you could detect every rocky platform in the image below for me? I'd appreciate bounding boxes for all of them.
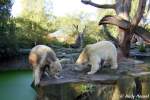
[39,58,150,87]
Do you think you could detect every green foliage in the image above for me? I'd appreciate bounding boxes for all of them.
[0,0,12,16]
[80,84,96,93]
[14,0,115,49]
[54,14,103,45]
[50,40,70,47]
[55,15,81,36]
[144,24,150,31]
[83,24,101,45]
[104,25,118,38]
[15,17,53,48]
[14,0,56,48]
[97,9,115,19]
[84,36,97,45]
[0,0,18,58]
[59,18,102,45]
[0,0,123,60]
[97,8,118,39]
[130,0,139,18]
[138,43,146,52]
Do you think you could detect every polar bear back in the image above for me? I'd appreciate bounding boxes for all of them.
[86,41,117,60]
[30,45,57,62]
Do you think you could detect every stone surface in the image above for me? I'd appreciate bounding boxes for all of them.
[130,48,150,57]
[39,58,150,86]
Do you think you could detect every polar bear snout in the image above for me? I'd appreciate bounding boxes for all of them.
[49,60,62,76]
[76,58,86,65]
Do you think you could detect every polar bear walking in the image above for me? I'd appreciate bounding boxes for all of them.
[29,45,62,86]
[75,41,118,75]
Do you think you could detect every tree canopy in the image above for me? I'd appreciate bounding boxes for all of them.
[0,0,17,58]
[1,0,150,58]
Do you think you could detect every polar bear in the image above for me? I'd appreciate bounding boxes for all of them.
[75,41,118,74]
[29,45,62,86]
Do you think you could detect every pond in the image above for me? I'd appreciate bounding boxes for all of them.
[0,58,150,100]
[0,70,36,100]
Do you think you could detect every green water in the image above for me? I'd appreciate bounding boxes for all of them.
[0,70,36,100]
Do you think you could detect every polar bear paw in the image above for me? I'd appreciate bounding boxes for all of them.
[34,78,40,86]
[87,70,97,75]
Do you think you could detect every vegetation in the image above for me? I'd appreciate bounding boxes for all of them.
[82,0,150,57]
[0,0,150,59]
[138,43,146,52]
[15,0,56,48]
[0,0,18,58]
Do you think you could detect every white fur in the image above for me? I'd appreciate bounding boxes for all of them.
[34,66,40,86]
[76,41,118,74]
[29,45,62,86]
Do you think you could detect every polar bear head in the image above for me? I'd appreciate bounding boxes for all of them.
[75,47,89,71]
[49,60,62,76]
[76,47,89,64]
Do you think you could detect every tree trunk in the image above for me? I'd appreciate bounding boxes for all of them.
[82,0,147,57]
[118,30,131,57]
[99,15,150,43]
[117,0,146,57]
[115,0,131,57]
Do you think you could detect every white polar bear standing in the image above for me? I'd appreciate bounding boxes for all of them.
[29,45,62,86]
[75,41,118,75]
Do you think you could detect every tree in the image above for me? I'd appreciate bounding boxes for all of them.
[55,13,101,45]
[0,0,17,58]
[15,0,55,47]
[81,0,150,57]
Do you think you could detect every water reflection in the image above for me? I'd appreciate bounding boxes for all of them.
[35,76,150,100]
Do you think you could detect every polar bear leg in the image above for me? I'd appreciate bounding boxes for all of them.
[110,56,118,69]
[34,66,41,86]
[87,56,101,75]
[34,53,47,86]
